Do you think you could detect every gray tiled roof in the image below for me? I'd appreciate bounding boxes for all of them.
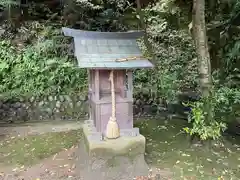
[62,28,154,69]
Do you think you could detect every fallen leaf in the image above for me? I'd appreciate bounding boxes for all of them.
[207,158,212,162]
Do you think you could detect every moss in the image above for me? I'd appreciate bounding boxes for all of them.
[105,152,143,168]
[106,157,119,167]
[89,140,145,157]
[82,123,146,168]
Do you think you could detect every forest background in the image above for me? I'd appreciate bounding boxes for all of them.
[0,0,240,141]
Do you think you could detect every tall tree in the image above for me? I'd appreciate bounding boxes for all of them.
[192,0,212,98]
[192,0,214,125]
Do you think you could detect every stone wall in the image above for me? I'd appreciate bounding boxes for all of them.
[0,94,88,123]
[0,92,195,123]
[0,94,165,123]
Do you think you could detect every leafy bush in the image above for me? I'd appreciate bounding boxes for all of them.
[214,87,240,121]
[183,86,240,140]
[0,24,87,99]
[183,99,227,141]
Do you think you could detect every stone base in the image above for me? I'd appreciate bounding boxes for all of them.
[76,120,149,180]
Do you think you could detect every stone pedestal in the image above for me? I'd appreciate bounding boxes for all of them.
[76,120,149,180]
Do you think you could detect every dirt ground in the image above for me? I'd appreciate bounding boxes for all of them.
[0,146,79,180]
[0,121,82,180]
[0,121,83,139]
[0,147,172,180]
[0,121,172,180]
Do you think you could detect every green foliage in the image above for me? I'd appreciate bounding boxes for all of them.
[64,0,138,31]
[183,99,226,141]
[214,86,240,121]
[206,0,240,88]
[134,0,198,106]
[141,0,240,140]
[0,0,19,7]
[0,24,87,99]
[220,38,240,88]
[183,86,240,140]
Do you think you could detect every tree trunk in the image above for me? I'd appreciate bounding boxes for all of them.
[192,0,212,98]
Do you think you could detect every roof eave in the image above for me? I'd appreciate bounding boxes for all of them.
[62,27,145,39]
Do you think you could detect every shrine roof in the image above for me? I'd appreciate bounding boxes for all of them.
[62,27,154,69]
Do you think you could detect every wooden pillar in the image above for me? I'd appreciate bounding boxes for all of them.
[127,70,133,99]
[88,69,92,120]
[116,70,125,98]
[95,69,100,101]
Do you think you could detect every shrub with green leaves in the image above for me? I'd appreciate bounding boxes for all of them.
[0,27,87,99]
[183,86,240,140]
[183,99,227,141]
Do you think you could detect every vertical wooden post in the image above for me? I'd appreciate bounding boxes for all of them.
[127,70,133,99]
[117,70,125,98]
[95,70,100,101]
[127,70,134,121]
[88,69,92,120]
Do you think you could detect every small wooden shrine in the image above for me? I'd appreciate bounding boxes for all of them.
[62,27,153,138]
[62,27,154,179]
